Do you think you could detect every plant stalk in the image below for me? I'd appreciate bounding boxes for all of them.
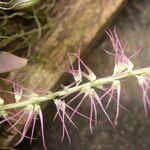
[1,67,150,111]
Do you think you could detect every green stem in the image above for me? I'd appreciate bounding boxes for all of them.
[1,67,150,111]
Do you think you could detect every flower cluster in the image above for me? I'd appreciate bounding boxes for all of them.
[0,104,46,149]
[0,78,47,149]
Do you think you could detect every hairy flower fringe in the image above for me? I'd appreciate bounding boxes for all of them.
[136,75,150,116]
[0,104,47,150]
[106,28,134,75]
[53,99,94,143]
[104,28,134,124]
[66,48,96,87]
[54,100,77,144]
[67,85,115,132]
[0,77,38,100]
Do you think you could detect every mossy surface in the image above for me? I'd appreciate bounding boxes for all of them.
[0,0,56,58]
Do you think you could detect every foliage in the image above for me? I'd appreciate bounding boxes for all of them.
[0,0,56,57]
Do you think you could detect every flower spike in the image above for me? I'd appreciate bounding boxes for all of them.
[0,28,150,149]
